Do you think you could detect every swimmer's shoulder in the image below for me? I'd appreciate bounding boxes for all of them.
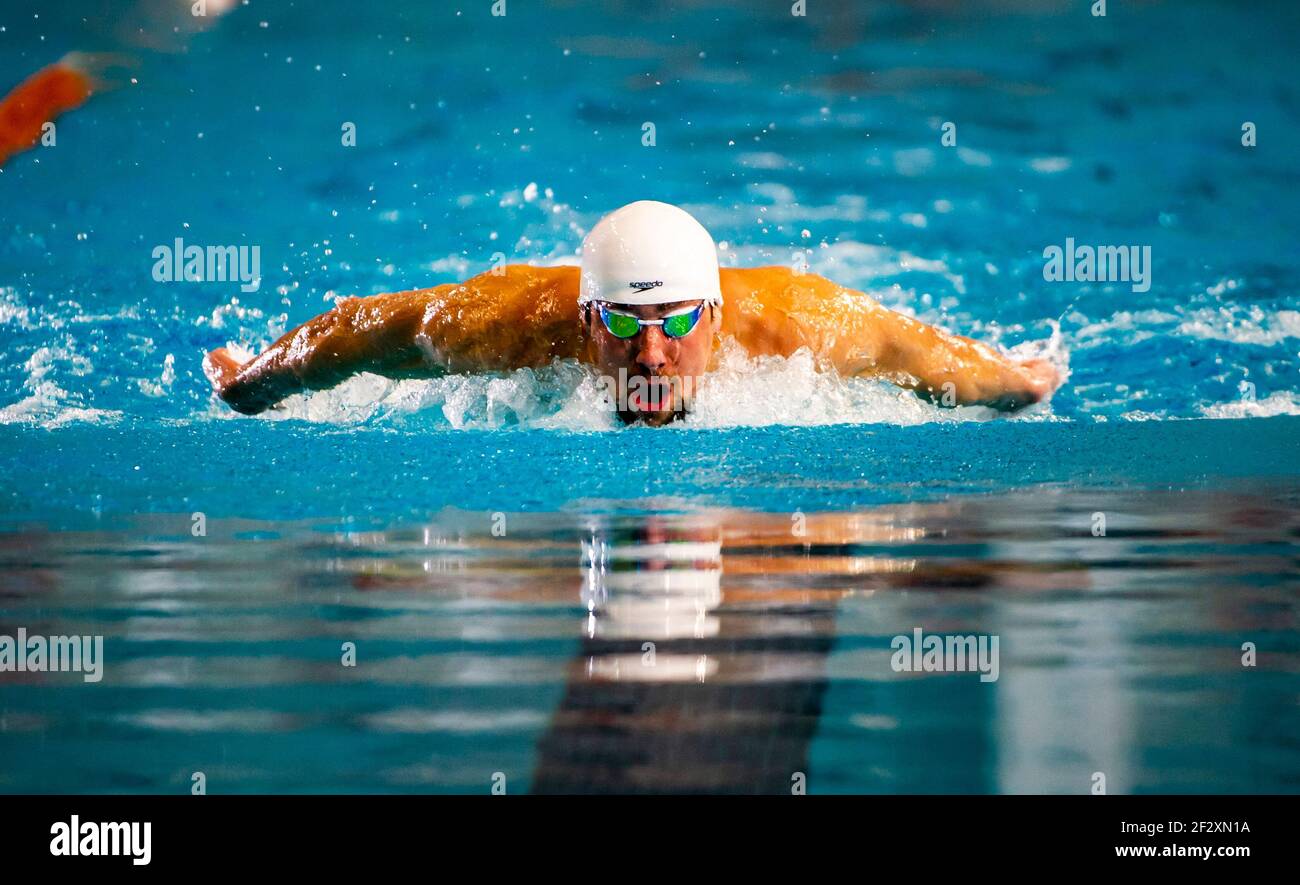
[717,267,811,356]
[414,263,582,370]
[719,266,884,360]
[445,264,579,317]
[720,265,860,313]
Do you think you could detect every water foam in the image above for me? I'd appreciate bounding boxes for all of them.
[1069,304,1300,348]
[1200,391,1300,419]
[0,341,123,428]
[217,335,1065,431]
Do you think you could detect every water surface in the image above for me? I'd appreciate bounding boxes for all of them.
[1,0,1298,793]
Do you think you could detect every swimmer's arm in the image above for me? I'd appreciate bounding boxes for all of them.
[856,304,1058,410]
[204,265,581,414]
[725,268,1058,410]
[204,289,439,415]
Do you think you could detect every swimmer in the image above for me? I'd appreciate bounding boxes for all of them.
[0,53,137,168]
[0,55,97,167]
[204,200,1060,425]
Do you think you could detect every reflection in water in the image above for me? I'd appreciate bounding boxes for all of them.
[0,485,1297,793]
[533,520,834,794]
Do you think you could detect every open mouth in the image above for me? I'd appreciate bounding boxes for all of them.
[628,387,671,413]
[615,375,684,425]
[625,376,679,414]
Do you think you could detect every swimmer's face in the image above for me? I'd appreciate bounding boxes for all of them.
[583,299,721,426]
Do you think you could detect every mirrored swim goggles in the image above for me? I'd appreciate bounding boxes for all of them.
[597,302,706,340]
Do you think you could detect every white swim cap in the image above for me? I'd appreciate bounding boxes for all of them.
[579,200,723,306]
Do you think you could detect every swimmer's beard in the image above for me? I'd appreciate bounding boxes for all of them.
[601,370,695,427]
[618,376,691,423]
[617,405,687,427]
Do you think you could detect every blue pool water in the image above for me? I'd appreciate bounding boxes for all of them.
[1,0,1298,792]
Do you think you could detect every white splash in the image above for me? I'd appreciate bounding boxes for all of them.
[1200,390,1300,419]
[1176,306,1300,347]
[0,341,122,428]
[137,353,176,398]
[1070,304,1300,348]
[682,341,994,428]
[224,334,1064,432]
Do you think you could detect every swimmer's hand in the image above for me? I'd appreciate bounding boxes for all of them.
[203,347,269,414]
[202,347,241,391]
[950,356,1058,411]
[943,356,1061,411]
[1018,358,1061,405]
[202,286,448,415]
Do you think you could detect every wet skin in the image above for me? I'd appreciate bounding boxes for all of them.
[582,300,721,426]
[203,265,1060,419]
